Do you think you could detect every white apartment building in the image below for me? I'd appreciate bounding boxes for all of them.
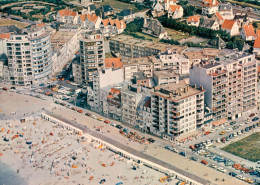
[190,53,257,120]
[80,30,105,85]
[72,56,82,84]
[158,49,190,75]
[153,69,179,86]
[121,85,143,126]
[151,84,205,139]
[6,27,52,86]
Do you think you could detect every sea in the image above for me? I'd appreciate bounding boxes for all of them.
[0,161,27,185]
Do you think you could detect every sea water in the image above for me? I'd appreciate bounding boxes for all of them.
[0,161,27,185]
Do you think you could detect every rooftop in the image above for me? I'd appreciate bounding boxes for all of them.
[51,31,75,45]
[152,83,204,102]
[122,56,160,65]
[153,69,178,78]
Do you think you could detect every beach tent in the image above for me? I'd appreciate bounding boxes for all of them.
[26,141,32,145]
[116,183,123,185]
[99,179,106,184]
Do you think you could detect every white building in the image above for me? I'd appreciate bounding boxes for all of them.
[56,9,78,24]
[164,0,177,11]
[187,15,200,27]
[151,83,205,138]
[218,3,234,20]
[201,0,219,15]
[241,25,257,41]
[6,26,52,86]
[168,5,183,19]
[153,69,179,86]
[221,20,239,37]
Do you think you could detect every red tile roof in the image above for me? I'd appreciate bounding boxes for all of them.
[254,38,260,48]
[201,0,219,7]
[105,58,123,69]
[243,25,256,38]
[215,12,223,21]
[256,30,260,38]
[0,33,11,39]
[221,20,235,30]
[58,9,77,17]
[169,5,181,12]
[187,15,200,22]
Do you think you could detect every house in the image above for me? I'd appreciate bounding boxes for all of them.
[77,13,101,29]
[212,12,224,25]
[142,18,167,39]
[200,18,220,30]
[234,13,249,28]
[218,3,234,20]
[187,15,200,27]
[164,0,177,11]
[117,9,135,23]
[168,5,183,19]
[151,2,165,17]
[82,3,96,14]
[56,9,77,24]
[105,58,123,69]
[96,5,114,18]
[221,19,239,36]
[241,25,257,41]
[253,38,260,55]
[201,0,219,15]
[100,18,126,36]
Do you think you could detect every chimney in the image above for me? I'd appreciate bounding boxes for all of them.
[194,84,197,89]
[200,85,203,91]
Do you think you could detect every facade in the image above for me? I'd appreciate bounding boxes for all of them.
[190,53,257,120]
[121,85,143,125]
[168,5,183,19]
[221,20,239,36]
[253,38,260,55]
[151,2,165,17]
[241,25,257,41]
[104,87,122,120]
[151,83,205,138]
[100,18,126,36]
[6,27,52,86]
[80,30,105,84]
[164,0,177,11]
[200,19,220,30]
[116,9,135,23]
[201,0,219,15]
[72,56,82,84]
[77,13,102,29]
[56,9,77,24]
[212,12,224,25]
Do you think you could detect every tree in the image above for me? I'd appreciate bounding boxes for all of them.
[184,5,195,17]
[252,22,258,28]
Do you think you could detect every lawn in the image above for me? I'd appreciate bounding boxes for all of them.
[135,32,160,42]
[165,28,191,41]
[222,132,260,162]
[94,0,137,12]
[0,18,29,29]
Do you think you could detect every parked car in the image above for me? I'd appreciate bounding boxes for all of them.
[229,172,237,177]
[252,117,259,122]
[2,87,8,91]
[179,152,186,157]
[230,121,236,125]
[147,138,155,143]
[104,120,110,124]
[201,160,208,165]
[249,113,255,117]
[116,125,123,129]
[189,156,198,161]
[97,117,103,121]
[85,113,91,116]
[77,110,83,113]
[110,122,116,127]
[219,131,226,135]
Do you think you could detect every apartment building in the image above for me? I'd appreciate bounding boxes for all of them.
[122,56,161,80]
[121,85,143,126]
[158,49,190,75]
[153,69,179,86]
[6,26,52,86]
[109,35,186,59]
[201,0,219,15]
[80,30,105,85]
[72,56,82,84]
[190,53,257,120]
[151,84,205,138]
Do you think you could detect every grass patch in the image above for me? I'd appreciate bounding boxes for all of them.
[0,18,29,29]
[165,28,191,41]
[94,0,137,12]
[135,32,160,42]
[222,132,260,162]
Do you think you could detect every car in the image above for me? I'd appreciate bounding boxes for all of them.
[147,138,155,143]
[226,128,233,132]
[171,148,179,153]
[219,130,226,135]
[54,100,60,104]
[39,83,45,86]
[209,164,217,169]
[66,104,71,108]
[216,138,221,143]
[85,113,91,116]
[233,133,238,137]
[210,129,215,133]
[204,131,210,135]
[189,156,198,161]
[41,96,46,100]
[232,125,238,130]
[115,125,123,129]
[201,160,208,165]
[239,122,244,126]
[229,172,237,177]
[60,102,66,106]
[237,131,242,135]
[179,152,186,156]
[249,113,255,117]
[10,87,16,90]
[2,87,8,91]
[189,145,196,150]
[16,91,22,94]
[245,127,249,132]
[230,121,236,125]
[165,146,173,150]
[97,117,103,121]
[77,110,83,113]
[244,179,253,184]
[221,138,226,143]
[104,120,110,124]
[252,117,259,122]
[110,122,116,127]
[217,167,227,173]
[71,107,77,111]
[236,175,246,180]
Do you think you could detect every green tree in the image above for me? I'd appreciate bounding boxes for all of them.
[184,5,195,17]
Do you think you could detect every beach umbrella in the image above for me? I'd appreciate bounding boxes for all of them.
[116,182,123,185]
[99,179,106,184]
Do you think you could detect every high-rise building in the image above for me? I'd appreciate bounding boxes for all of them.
[151,83,205,138]
[6,27,52,86]
[80,30,104,85]
[190,52,257,120]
